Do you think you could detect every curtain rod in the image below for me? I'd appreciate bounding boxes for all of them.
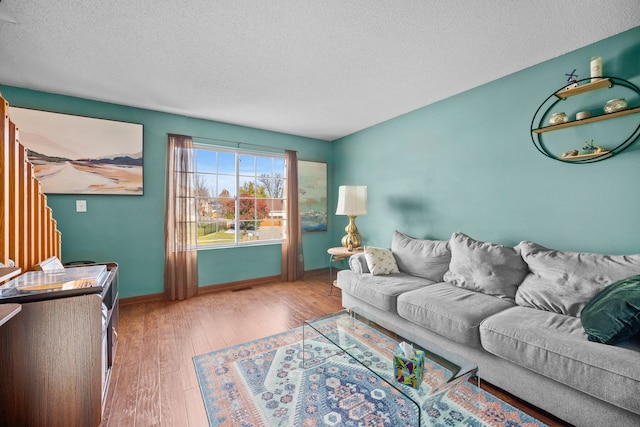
[186,134,294,154]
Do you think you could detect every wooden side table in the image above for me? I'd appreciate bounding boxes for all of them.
[327,246,364,295]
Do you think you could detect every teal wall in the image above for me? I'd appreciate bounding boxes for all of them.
[0,86,333,298]
[2,27,639,298]
[333,27,640,254]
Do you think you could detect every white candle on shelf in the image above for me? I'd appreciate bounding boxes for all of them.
[590,56,602,82]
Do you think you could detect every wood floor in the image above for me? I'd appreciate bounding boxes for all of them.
[100,271,569,427]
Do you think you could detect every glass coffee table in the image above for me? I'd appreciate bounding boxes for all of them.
[302,310,478,426]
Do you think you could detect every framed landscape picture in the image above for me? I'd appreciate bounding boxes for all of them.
[10,107,144,195]
[298,160,327,232]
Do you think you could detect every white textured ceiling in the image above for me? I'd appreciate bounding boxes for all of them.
[0,1,639,141]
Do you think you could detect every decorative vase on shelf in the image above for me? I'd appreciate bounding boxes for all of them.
[576,111,592,120]
[549,112,568,125]
[604,98,628,114]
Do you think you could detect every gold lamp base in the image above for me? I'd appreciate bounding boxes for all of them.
[341,215,362,249]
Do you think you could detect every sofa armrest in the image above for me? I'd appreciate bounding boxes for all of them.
[349,252,370,274]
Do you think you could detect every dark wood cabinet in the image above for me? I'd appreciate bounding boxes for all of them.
[0,263,118,427]
[100,263,119,409]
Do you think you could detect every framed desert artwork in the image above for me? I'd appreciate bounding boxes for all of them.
[298,160,327,232]
[10,107,144,195]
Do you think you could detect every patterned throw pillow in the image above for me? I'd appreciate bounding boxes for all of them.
[364,246,400,276]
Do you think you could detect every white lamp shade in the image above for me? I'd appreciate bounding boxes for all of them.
[336,185,368,216]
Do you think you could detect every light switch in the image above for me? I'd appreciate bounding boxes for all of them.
[76,200,87,212]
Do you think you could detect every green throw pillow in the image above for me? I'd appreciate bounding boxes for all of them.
[580,275,640,344]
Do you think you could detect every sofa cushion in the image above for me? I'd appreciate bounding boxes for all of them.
[337,269,434,312]
[396,282,515,347]
[580,275,640,344]
[364,246,400,275]
[391,230,451,282]
[443,232,528,301]
[480,306,640,414]
[515,241,640,317]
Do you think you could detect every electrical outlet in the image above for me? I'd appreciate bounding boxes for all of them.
[76,200,87,212]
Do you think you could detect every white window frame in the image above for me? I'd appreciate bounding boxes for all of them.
[191,143,286,250]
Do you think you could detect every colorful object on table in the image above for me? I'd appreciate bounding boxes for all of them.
[394,347,425,388]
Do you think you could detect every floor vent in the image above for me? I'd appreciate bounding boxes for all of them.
[231,286,253,292]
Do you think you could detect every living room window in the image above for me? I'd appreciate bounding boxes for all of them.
[191,144,286,248]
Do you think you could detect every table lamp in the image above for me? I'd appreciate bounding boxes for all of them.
[335,185,368,249]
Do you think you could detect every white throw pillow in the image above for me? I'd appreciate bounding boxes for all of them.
[364,246,399,276]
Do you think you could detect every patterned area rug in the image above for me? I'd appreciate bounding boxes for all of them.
[193,318,547,427]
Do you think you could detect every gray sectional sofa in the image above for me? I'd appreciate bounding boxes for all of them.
[338,231,640,426]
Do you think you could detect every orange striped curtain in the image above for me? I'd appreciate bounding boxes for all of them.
[281,150,304,281]
[164,134,198,300]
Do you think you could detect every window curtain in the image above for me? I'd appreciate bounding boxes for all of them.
[164,134,198,300]
[281,150,304,281]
